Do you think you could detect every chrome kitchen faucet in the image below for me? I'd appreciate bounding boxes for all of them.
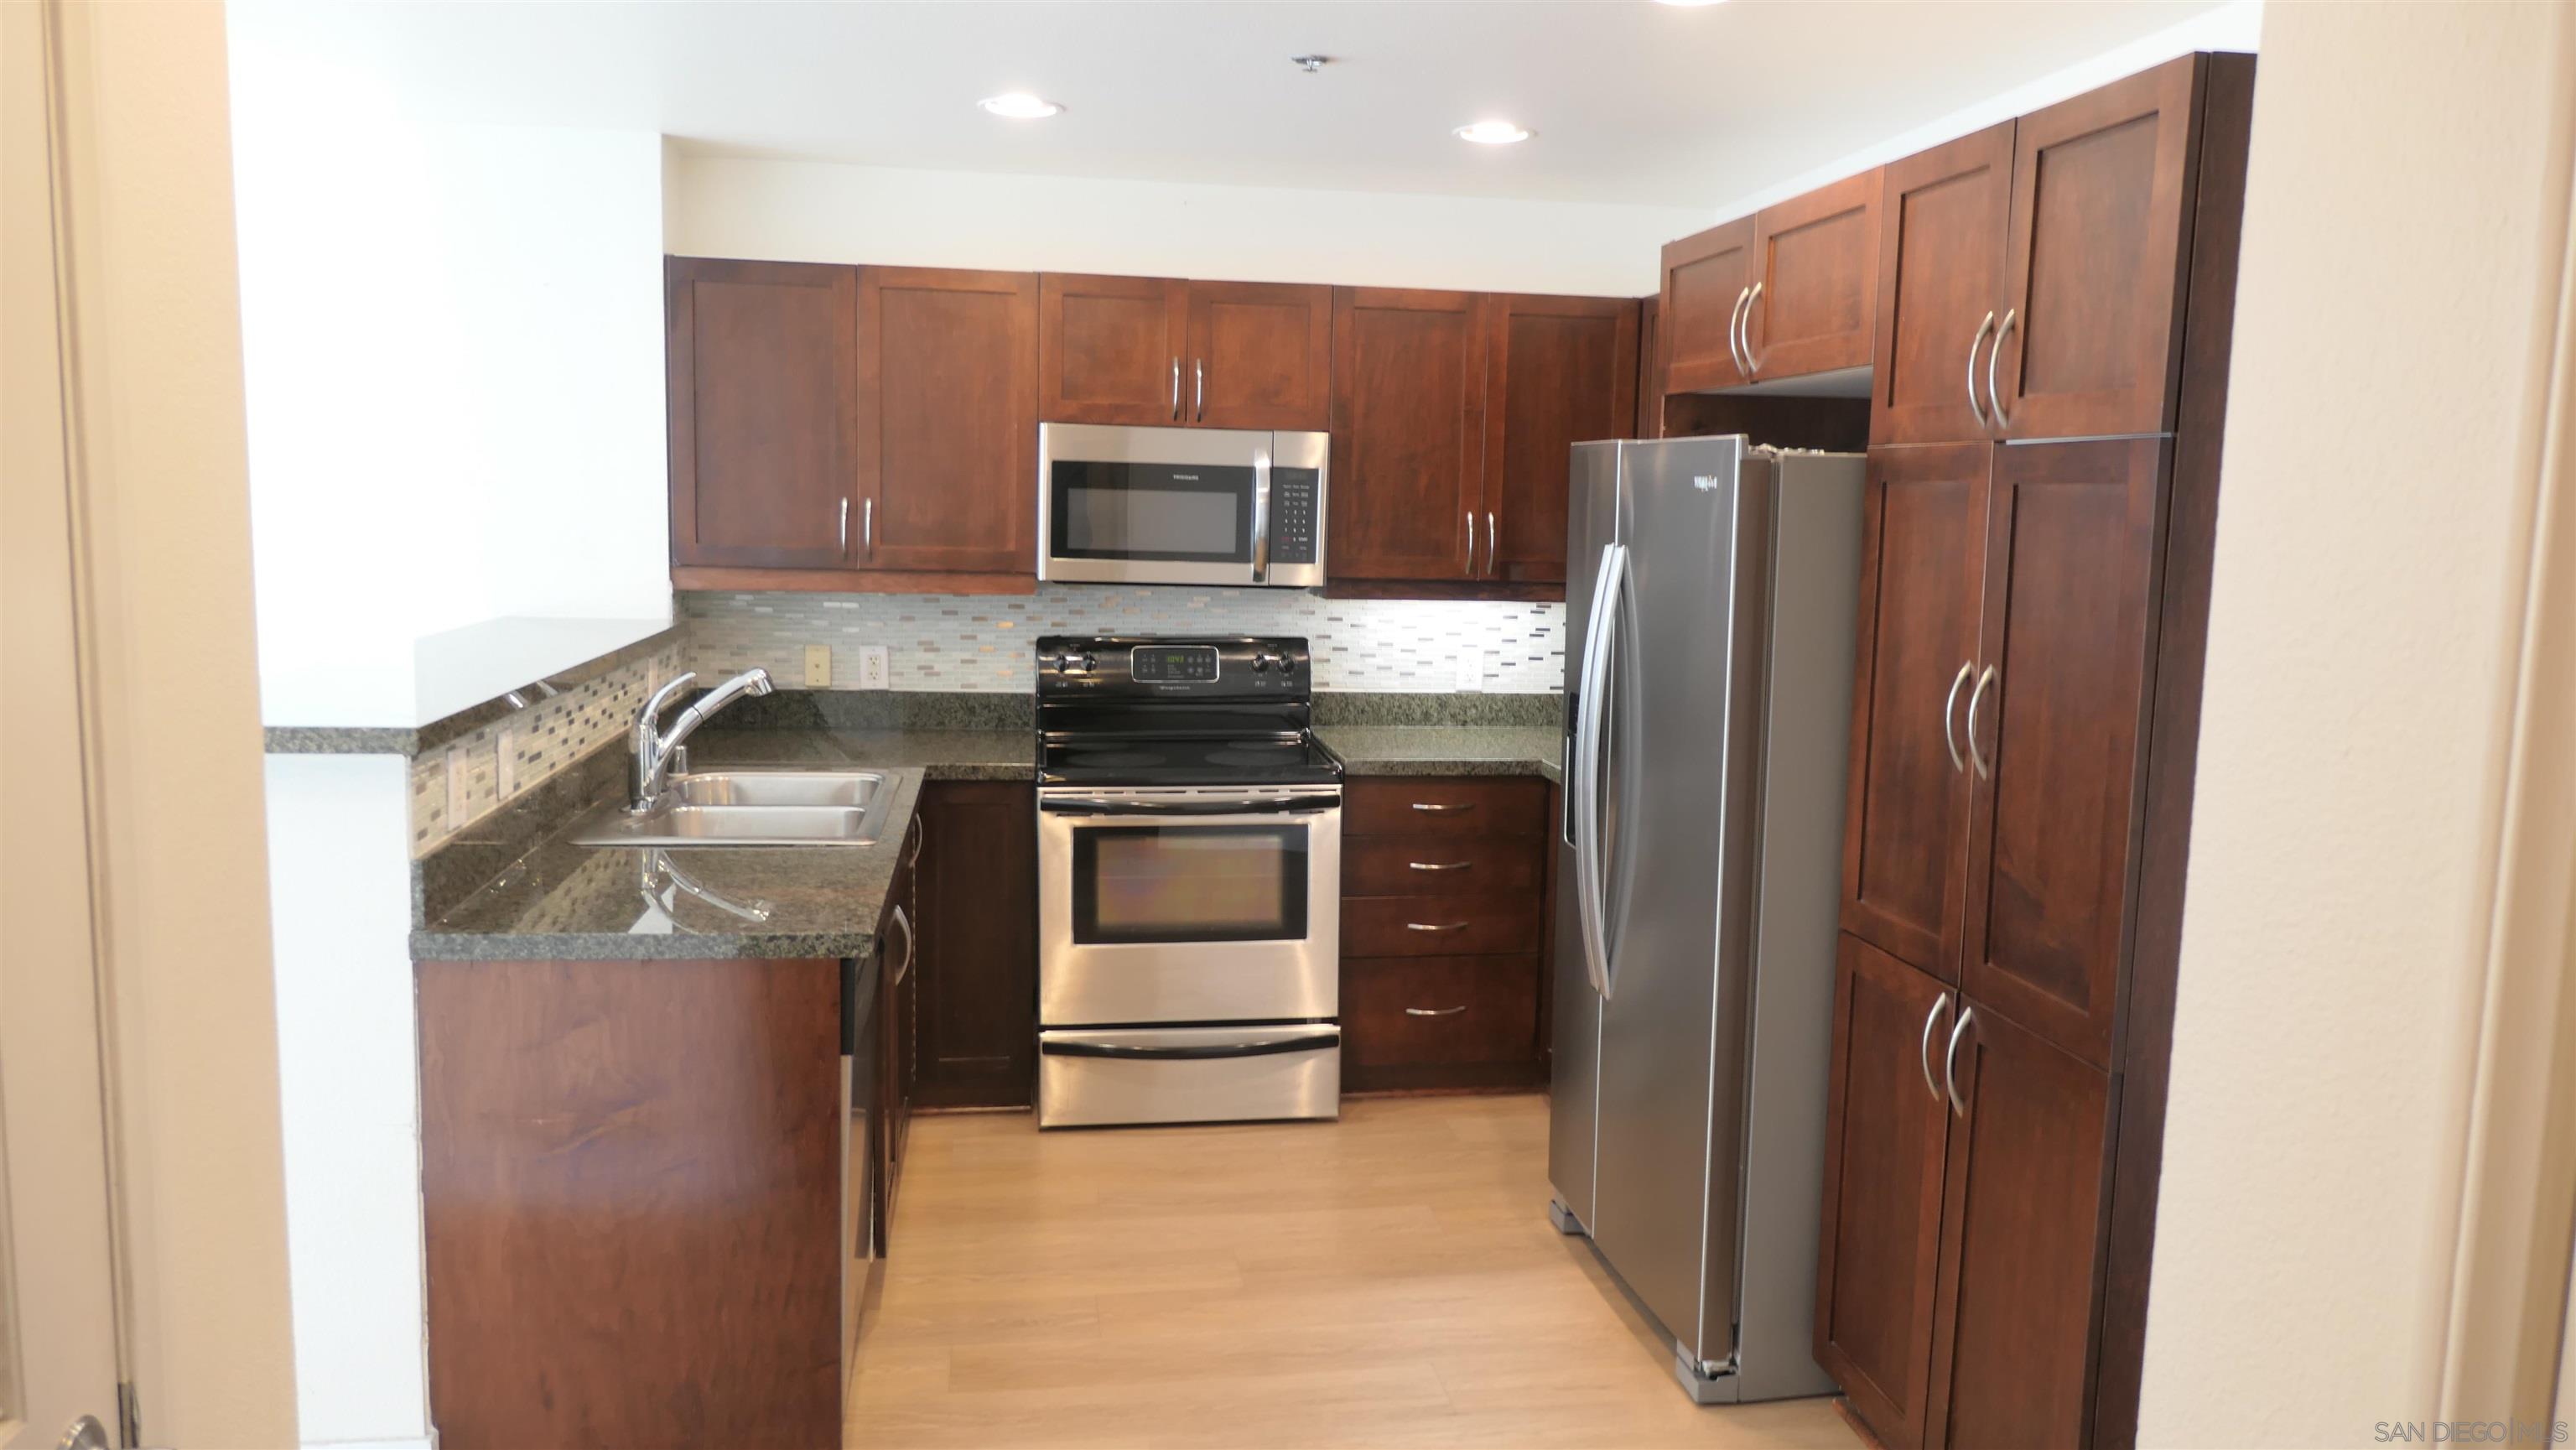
[627,668,773,812]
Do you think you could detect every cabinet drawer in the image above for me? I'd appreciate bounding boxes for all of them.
[1344,777,1546,838]
[1342,894,1543,959]
[1343,836,1543,898]
[1342,956,1539,1068]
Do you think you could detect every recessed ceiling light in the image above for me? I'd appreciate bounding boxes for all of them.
[979,93,1062,120]
[1454,120,1532,145]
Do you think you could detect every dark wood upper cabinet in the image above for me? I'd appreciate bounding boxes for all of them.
[909,781,1038,1110]
[1813,934,1953,1450]
[1993,55,2202,439]
[667,257,856,570]
[1840,443,1990,981]
[1327,288,1486,583]
[1746,169,1883,379]
[1634,297,1665,438]
[1924,999,2111,1450]
[1183,280,1332,429]
[1481,294,1639,586]
[856,267,1038,578]
[1659,216,1756,392]
[1962,439,2166,1069]
[1037,273,1187,425]
[1872,124,2015,446]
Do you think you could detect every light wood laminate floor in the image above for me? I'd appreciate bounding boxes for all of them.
[847,1094,1860,1449]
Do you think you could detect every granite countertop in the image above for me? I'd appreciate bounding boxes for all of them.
[408,728,1032,962]
[1317,725,1564,784]
[411,721,1564,963]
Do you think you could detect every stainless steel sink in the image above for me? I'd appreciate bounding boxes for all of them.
[570,769,898,847]
[673,770,888,809]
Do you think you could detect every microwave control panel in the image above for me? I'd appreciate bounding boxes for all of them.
[1269,467,1321,566]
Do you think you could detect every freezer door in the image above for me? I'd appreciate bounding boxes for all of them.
[1547,439,1625,1228]
[1588,436,1775,1369]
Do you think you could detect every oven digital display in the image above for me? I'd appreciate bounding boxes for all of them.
[1130,646,1219,683]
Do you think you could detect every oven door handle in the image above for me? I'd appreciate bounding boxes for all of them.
[1038,797,1338,818]
[1040,1033,1340,1062]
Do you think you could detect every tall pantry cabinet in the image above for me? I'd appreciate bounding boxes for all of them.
[1812,52,2256,1450]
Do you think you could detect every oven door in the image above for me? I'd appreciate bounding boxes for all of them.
[1037,786,1340,1025]
[1039,423,1266,586]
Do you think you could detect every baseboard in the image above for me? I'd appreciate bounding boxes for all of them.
[306,1436,434,1450]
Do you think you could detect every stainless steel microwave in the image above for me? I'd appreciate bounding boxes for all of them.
[1037,423,1327,588]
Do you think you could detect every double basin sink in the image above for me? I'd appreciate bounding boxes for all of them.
[570,769,900,847]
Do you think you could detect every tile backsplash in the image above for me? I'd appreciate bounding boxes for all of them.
[406,639,683,857]
[681,587,1567,694]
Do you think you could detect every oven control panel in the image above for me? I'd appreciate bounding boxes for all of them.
[1036,636,1310,697]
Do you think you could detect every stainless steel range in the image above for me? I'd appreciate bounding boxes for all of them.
[1033,635,1344,1129]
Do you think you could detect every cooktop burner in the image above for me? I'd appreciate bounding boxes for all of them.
[1035,635,1343,789]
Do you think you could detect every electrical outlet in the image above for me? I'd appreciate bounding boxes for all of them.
[444,746,466,823]
[858,644,891,690]
[1456,647,1484,692]
[803,644,833,688]
[496,728,519,798]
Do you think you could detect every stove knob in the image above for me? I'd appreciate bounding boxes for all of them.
[1250,654,1270,673]
[1080,653,1098,673]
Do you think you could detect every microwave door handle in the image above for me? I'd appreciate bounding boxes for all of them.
[1250,460,1272,584]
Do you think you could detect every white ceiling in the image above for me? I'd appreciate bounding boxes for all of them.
[232,0,2234,208]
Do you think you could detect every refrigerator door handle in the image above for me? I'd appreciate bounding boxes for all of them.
[1572,543,1623,1000]
[1577,542,1633,1001]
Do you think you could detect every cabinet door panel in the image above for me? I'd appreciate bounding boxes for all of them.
[1995,55,2200,439]
[1748,169,1881,379]
[1187,281,1332,429]
[858,268,1038,576]
[1659,216,1755,392]
[1634,298,1665,439]
[1814,935,1951,1450]
[667,258,855,569]
[1327,288,1484,582]
[1925,1000,2111,1450]
[1963,439,2163,1068]
[1840,444,1989,980]
[1483,294,1638,585]
[1039,273,1186,424]
[911,782,1037,1109]
[1872,125,2014,446]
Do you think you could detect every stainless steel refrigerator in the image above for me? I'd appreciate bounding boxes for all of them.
[1547,435,1864,1405]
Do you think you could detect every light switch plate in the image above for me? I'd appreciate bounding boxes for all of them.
[858,644,890,690]
[803,644,833,688]
[1456,647,1484,692]
[444,746,465,823]
[496,728,519,798]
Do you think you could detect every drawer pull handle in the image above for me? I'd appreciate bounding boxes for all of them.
[1405,921,1469,933]
[1408,860,1473,872]
[1410,802,1476,813]
[1405,1006,1467,1017]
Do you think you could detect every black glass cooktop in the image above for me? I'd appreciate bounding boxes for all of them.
[1040,733,1345,787]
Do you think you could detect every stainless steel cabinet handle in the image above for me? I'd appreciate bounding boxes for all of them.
[1463,509,1475,576]
[1987,309,2017,430]
[1966,310,1996,428]
[1727,285,1752,377]
[1410,801,1476,813]
[1194,358,1205,421]
[839,497,850,553]
[888,904,915,985]
[1942,660,1974,774]
[863,497,875,556]
[1943,1005,1976,1116]
[1405,1006,1467,1017]
[1486,511,1498,576]
[1741,281,1766,375]
[1170,357,1181,420]
[1405,921,1469,933]
[1919,995,1953,1104]
[907,815,924,870]
[1409,860,1472,872]
[1965,665,1998,779]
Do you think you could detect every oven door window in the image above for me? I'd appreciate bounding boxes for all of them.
[1070,824,1308,945]
[1050,461,1254,564]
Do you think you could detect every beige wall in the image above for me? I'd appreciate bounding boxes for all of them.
[34,1,300,1442]
[2139,3,2575,1444]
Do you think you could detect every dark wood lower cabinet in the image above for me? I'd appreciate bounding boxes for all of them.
[1341,955,1543,1093]
[909,781,1037,1110]
[1925,1000,2111,1450]
[419,955,847,1450]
